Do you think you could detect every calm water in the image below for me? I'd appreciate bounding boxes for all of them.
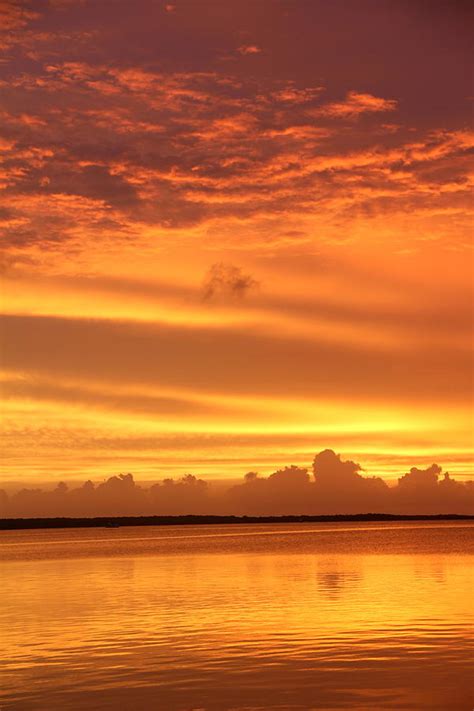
[1,522,473,710]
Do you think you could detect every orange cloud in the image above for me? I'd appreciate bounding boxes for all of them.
[237,45,262,55]
[1,52,470,257]
[0,0,39,30]
[317,91,397,118]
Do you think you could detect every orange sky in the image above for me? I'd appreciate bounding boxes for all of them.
[0,0,473,486]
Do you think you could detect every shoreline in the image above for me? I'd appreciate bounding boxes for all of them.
[1,513,473,531]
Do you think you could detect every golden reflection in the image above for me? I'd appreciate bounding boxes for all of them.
[2,524,473,709]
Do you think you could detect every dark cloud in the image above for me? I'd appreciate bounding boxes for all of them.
[202,263,259,302]
[0,472,211,517]
[227,465,311,515]
[0,0,39,31]
[226,449,473,516]
[393,463,473,514]
[1,449,472,517]
[0,7,472,254]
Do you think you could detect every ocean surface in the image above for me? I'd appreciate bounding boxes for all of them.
[1,521,473,710]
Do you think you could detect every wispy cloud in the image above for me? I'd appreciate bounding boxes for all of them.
[317,91,397,118]
[237,44,262,55]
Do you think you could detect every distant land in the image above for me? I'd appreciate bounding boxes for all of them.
[1,514,473,531]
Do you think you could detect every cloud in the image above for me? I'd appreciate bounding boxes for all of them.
[0,49,471,255]
[398,463,442,490]
[1,449,472,517]
[227,450,388,516]
[227,465,312,515]
[1,312,471,404]
[0,0,39,30]
[202,263,259,301]
[0,374,239,418]
[313,448,365,484]
[237,45,262,55]
[317,91,398,118]
[225,449,473,516]
[1,472,211,517]
[393,463,473,514]
[0,0,471,492]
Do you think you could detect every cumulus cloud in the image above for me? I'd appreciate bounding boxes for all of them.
[1,450,472,518]
[226,450,472,516]
[1,472,211,517]
[393,463,472,514]
[202,263,259,302]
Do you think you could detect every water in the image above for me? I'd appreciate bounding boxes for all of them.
[1,522,473,710]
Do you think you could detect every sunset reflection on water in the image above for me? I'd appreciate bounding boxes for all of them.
[1,522,473,710]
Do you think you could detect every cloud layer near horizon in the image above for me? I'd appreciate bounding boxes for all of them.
[1,450,472,518]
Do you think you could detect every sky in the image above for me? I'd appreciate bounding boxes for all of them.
[0,0,473,491]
